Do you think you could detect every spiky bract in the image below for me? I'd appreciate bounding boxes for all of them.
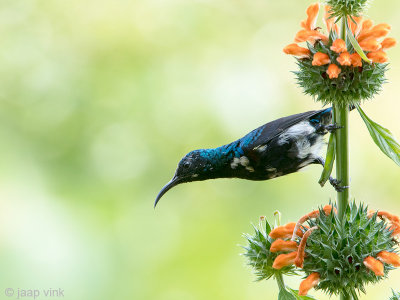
[295,40,388,107]
[326,0,371,18]
[243,219,297,281]
[302,202,397,297]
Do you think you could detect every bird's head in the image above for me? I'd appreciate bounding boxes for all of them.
[154,149,218,207]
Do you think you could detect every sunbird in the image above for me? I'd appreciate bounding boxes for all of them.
[155,107,343,207]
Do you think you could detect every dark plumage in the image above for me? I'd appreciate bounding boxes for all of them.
[155,107,340,207]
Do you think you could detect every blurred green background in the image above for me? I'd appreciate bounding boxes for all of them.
[0,0,399,299]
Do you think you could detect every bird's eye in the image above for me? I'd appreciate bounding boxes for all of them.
[183,162,190,169]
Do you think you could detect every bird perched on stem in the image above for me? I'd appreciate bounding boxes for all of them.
[155,107,344,207]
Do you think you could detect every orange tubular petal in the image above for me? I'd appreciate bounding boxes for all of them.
[270,239,298,253]
[269,225,290,239]
[292,207,332,241]
[364,256,384,276]
[381,37,397,50]
[283,43,311,57]
[358,23,391,42]
[323,204,336,215]
[377,211,400,223]
[327,64,341,79]
[272,251,297,269]
[269,222,302,239]
[377,251,400,267]
[368,50,389,63]
[312,52,331,66]
[337,52,352,66]
[303,3,320,31]
[348,16,363,35]
[295,30,329,44]
[359,39,382,52]
[360,19,374,34]
[350,53,362,67]
[299,273,320,296]
[295,226,318,268]
[330,39,347,53]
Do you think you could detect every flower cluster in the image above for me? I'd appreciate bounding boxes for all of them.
[283,3,396,106]
[244,203,400,297]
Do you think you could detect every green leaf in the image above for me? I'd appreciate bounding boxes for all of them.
[356,104,400,166]
[319,133,336,187]
[288,288,316,300]
[345,19,371,63]
[265,219,272,235]
[278,287,297,300]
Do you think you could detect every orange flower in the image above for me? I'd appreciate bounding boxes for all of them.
[367,50,388,63]
[359,39,382,52]
[348,16,363,35]
[358,23,391,42]
[295,226,318,268]
[360,19,374,34]
[323,204,336,215]
[312,52,331,66]
[269,222,304,239]
[295,30,328,44]
[364,256,384,276]
[337,52,352,66]
[283,43,311,57]
[377,251,400,267]
[327,64,341,79]
[381,37,397,50]
[350,53,362,67]
[299,273,320,296]
[376,211,400,223]
[292,205,334,240]
[301,3,320,31]
[330,39,347,53]
[270,239,298,253]
[272,251,297,269]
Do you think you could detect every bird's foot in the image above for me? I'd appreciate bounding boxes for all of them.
[329,177,349,192]
[324,123,343,133]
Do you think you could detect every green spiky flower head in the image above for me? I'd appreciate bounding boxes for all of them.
[326,0,371,18]
[301,202,398,298]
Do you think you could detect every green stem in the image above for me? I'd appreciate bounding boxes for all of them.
[334,104,349,220]
[275,273,286,291]
[340,293,352,300]
[336,16,350,221]
[336,17,351,300]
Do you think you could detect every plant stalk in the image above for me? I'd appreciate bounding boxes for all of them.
[334,104,350,220]
[337,17,351,300]
[275,273,285,290]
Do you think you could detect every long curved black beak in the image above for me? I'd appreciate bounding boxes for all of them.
[154,175,181,208]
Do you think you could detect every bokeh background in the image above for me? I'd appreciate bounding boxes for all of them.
[1,0,399,299]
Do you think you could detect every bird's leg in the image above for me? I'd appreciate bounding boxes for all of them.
[316,123,343,134]
[314,157,349,192]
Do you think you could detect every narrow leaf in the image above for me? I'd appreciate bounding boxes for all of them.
[319,133,336,186]
[265,219,272,235]
[356,104,400,166]
[345,19,371,63]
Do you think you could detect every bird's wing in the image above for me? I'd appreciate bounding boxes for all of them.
[240,108,330,150]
